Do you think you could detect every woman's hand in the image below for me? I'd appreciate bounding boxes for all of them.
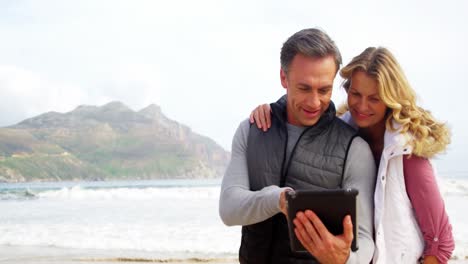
[249,104,272,132]
[423,256,439,264]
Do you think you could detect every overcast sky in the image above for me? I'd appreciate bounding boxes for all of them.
[1,0,467,175]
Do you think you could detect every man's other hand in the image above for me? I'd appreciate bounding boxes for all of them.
[293,210,353,264]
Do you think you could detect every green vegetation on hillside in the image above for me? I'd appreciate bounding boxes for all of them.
[0,102,229,182]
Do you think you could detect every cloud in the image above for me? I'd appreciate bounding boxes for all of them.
[0,0,467,154]
[90,63,164,111]
[0,65,87,126]
[0,63,167,127]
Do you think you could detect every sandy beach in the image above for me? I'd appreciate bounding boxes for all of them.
[0,246,237,264]
[0,245,466,264]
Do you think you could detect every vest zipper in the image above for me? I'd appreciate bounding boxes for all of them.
[280,126,314,187]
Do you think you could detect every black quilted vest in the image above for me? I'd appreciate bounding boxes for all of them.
[239,96,356,264]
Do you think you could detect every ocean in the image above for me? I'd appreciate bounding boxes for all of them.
[0,177,467,263]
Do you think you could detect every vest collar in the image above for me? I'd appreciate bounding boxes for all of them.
[270,94,336,135]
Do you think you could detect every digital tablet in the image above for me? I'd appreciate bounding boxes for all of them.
[285,188,359,252]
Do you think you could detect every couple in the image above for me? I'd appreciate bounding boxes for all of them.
[219,28,454,263]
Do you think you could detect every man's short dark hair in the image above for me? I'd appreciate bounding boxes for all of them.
[280,28,342,74]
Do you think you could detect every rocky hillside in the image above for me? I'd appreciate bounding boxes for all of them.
[0,102,230,182]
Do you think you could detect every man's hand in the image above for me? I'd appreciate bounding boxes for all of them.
[293,210,353,264]
[279,189,289,216]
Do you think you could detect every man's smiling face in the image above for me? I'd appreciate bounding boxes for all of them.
[281,53,337,126]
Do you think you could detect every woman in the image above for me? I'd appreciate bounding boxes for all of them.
[249,47,454,263]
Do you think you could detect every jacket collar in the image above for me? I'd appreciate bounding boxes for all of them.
[383,121,412,156]
[340,111,412,155]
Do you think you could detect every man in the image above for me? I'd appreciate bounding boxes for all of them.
[219,28,375,264]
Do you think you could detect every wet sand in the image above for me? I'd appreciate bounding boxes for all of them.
[1,245,466,263]
[0,246,237,264]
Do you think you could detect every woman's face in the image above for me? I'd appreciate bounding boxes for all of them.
[347,71,388,129]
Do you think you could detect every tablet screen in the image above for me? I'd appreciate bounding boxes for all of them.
[285,188,358,252]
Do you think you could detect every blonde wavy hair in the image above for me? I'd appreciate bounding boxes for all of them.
[339,47,450,158]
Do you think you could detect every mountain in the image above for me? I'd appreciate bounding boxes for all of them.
[0,102,230,182]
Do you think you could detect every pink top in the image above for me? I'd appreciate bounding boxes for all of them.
[403,155,455,263]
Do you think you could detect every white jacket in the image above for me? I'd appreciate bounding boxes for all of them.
[341,112,424,263]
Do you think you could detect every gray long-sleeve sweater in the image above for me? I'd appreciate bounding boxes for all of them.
[219,119,376,264]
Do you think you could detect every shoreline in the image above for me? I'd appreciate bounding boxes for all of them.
[0,245,237,264]
[0,245,466,264]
